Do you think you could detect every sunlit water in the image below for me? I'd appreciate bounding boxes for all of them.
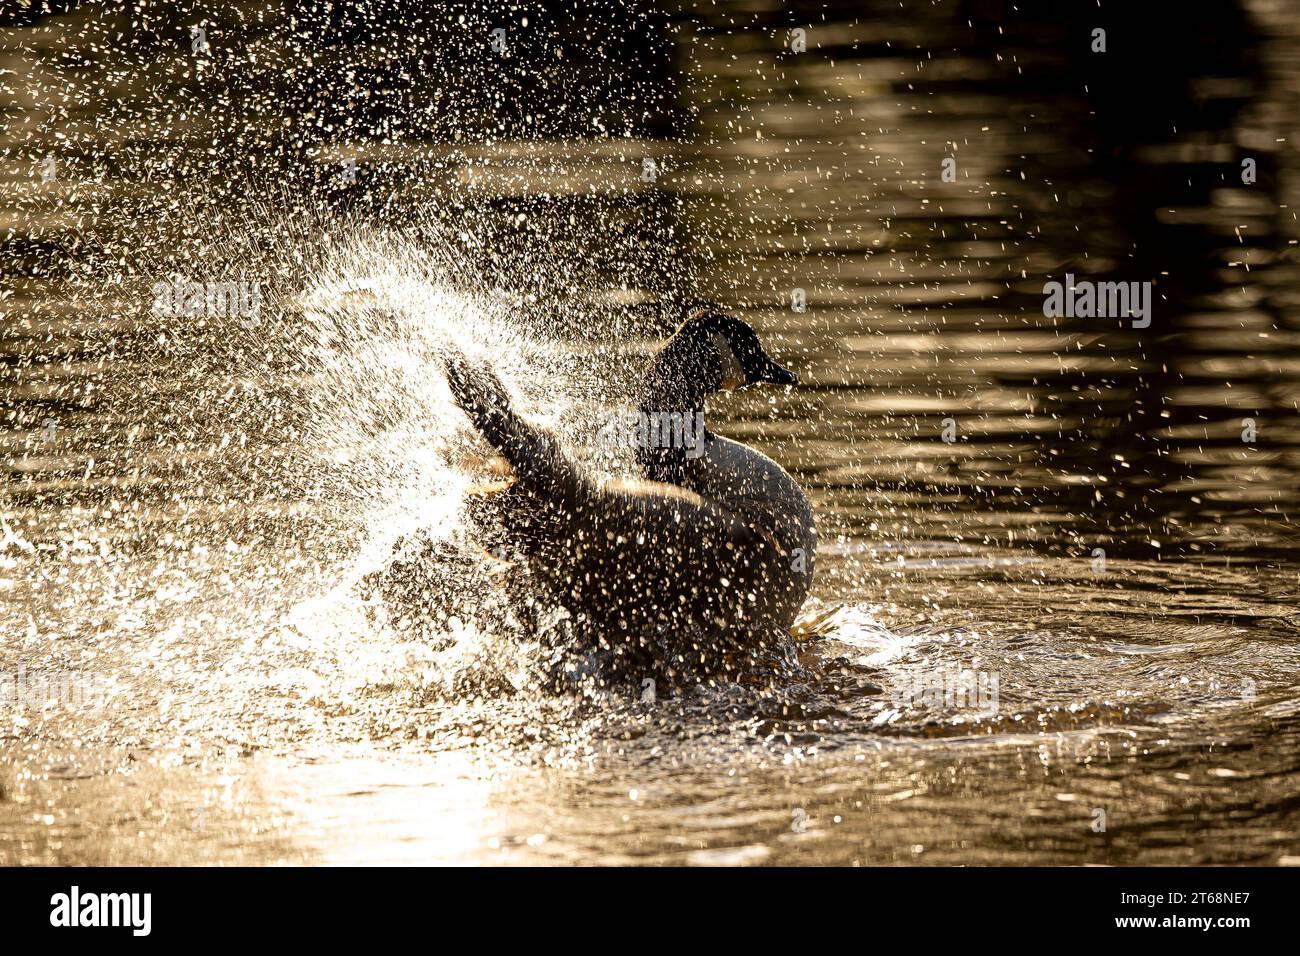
[4,1,1300,865]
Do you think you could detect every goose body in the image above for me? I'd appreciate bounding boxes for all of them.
[441,307,817,683]
[676,431,817,620]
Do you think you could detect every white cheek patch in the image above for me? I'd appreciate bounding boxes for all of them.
[711,332,745,390]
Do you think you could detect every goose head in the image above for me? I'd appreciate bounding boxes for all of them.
[639,306,797,413]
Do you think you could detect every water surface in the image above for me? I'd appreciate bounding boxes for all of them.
[3,0,1300,865]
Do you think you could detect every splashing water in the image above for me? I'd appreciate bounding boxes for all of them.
[238,228,617,716]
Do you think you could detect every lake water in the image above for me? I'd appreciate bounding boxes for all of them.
[2,0,1299,865]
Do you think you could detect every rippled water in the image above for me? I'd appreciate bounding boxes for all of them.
[3,1,1300,865]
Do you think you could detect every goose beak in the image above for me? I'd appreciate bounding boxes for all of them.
[755,360,798,386]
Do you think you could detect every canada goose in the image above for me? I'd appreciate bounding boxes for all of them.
[443,306,816,686]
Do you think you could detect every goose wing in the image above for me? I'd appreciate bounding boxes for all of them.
[443,348,774,560]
